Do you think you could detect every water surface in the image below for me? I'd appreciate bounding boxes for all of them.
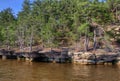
[0,60,120,81]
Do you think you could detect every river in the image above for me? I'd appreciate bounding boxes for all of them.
[0,59,120,81]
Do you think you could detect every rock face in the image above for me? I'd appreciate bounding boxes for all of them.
[71,51,120,65]
[72,52,96,64]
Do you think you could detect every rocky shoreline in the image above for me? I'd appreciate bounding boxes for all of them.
[70,51,120,65]
[0,48,120,65]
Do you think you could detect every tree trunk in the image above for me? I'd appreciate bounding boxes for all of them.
[84,28,89,52]
[29,27,33,53]
[78,33,82,51]
[93,28,97,51]
[17,26,24,53]
[85,36,89,52]
[6,26,10,50]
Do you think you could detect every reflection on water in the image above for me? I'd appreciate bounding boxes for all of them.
[0,60,120,81]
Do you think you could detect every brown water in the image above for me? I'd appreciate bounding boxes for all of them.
[0,60,120,81]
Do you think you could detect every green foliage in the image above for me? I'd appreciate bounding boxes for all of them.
[0,0,120,48]
[0,8,16,46]
[78,23,89,34]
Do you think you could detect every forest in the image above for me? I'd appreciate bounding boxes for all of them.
[0,0,120,52]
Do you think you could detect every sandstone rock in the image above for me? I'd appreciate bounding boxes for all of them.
[74,59,95,65]
[80,52,96,60]
[96,60,104,65]
[104,62,113,65]
[116,61,120,65]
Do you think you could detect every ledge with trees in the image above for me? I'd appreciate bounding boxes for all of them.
[0,0,120,64]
